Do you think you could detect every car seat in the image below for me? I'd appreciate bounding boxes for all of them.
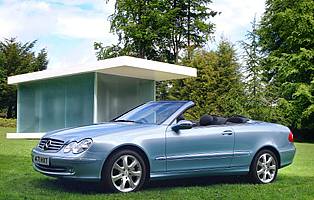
[199,115,214,126]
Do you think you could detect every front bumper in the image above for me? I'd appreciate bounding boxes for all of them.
[32,148,103,181]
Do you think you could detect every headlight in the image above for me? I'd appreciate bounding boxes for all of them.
[63,139,93,154]
[73,139,93,154]
[63,142,77,153]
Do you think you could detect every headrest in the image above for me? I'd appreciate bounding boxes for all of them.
[226,116,249,123]
[211,115,227,125]
[199,115,214,126]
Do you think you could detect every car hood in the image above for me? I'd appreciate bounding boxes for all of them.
[43,122,155,142]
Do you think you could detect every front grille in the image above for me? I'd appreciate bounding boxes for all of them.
[38,138,64,152]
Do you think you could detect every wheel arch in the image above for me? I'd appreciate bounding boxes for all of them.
[251,145,281,169]
[101,144,151,179]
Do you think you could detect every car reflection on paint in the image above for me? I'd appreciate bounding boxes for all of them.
[32,101,296,192]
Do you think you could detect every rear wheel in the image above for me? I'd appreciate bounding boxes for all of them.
[250,149,278,184]
[102,150,147,192]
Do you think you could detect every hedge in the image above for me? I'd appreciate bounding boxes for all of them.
[0,118,16,128]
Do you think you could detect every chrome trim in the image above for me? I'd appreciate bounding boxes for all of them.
[155,156,166,161]
[38,138,64,152]
[154,152,251,161]
[33,164,75,176]
[234,151,251,156]
[52,157,97,163]
[166,152,234,160]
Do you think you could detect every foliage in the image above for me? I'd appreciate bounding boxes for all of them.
[0,117,16,128]
[95,0,219,103]
[239,17,281,122]
[257,0,314,129]
[95,0,218,63]
[166,39,246,120]
[240,17,264,119]
[0,38,48,118]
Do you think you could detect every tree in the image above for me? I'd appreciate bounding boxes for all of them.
[95,0,218,63]
[167,39,246,119]
[95,0,219,101]
[0,38,48,118]
[257,0,314,129]
[240,17,266,119]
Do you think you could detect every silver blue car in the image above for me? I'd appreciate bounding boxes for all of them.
[32,101,296,193]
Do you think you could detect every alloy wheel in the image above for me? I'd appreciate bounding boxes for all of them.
[111,155,142,192]
[256,153,277,183]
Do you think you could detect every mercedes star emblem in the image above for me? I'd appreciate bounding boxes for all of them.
[44,140,51,150]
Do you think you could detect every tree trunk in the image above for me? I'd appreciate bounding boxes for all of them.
[187,0,191,49]
[6,104,12,119]
[14,104,17,118]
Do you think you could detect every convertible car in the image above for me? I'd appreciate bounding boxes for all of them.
[32,101,295,193]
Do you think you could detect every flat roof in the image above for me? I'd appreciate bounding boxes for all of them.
[8,56,197,85]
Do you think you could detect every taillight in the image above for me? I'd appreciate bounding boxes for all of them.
[288,131,294,142]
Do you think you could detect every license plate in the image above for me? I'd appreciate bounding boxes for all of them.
[33,155,49,166]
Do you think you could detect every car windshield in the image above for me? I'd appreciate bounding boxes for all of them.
[113,102,186,125]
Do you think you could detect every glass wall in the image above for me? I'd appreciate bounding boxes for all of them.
[17,73,94,133]
[17,72,155,133]
[96,73,155,122]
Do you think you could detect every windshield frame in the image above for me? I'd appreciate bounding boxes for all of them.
[112,101,193,125]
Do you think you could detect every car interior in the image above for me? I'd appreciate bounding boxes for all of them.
[177,114,249,127]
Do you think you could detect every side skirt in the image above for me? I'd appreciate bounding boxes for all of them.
[150,166,249,180]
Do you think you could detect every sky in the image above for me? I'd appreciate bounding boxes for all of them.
[0,0,265,69]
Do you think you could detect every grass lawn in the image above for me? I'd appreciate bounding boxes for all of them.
[0,127,313,200]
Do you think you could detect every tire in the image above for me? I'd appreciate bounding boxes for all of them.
[250,149,278,184]
[101,149,147,193]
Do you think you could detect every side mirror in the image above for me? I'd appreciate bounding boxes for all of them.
[172,120,193,132]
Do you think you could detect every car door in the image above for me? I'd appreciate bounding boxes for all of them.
[166,124,235,172]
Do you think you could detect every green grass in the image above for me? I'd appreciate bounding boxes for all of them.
[0,127,313,200]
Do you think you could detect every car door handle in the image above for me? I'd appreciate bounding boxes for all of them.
[222,130,233,135]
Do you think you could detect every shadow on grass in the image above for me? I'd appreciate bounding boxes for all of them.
[146,175,249,190]
[30,173,314,194]
[30,178,104,194]
[30,175,251,194]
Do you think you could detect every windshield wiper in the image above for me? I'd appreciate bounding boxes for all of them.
[113,119,138,123]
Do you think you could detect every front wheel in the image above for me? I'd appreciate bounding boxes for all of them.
[102,150,147,192]
[250,149,278,184]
